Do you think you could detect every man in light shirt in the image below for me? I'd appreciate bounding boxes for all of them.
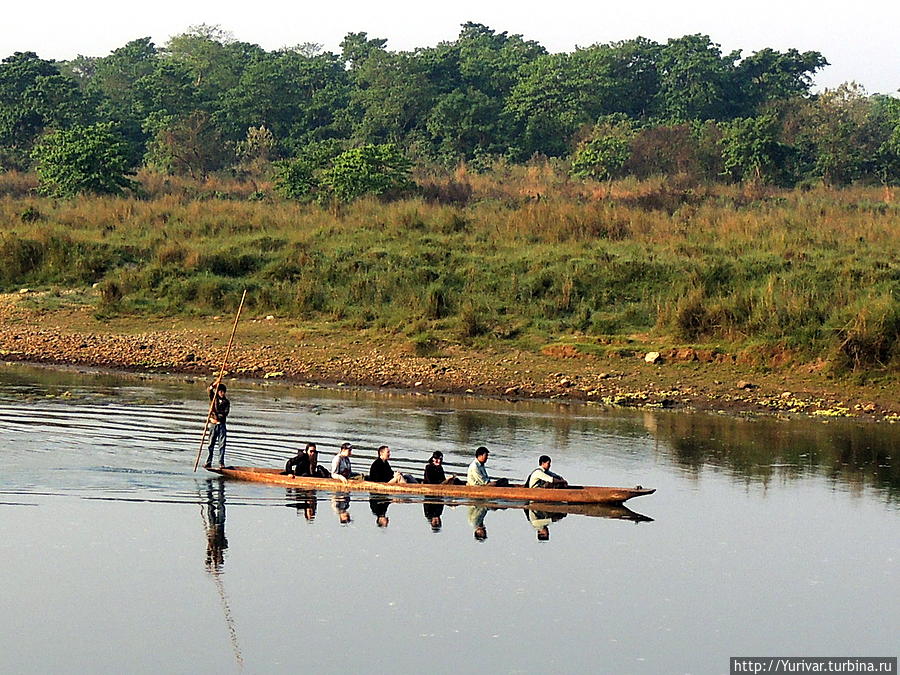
[526,455,568,489]
[466,447,508,486]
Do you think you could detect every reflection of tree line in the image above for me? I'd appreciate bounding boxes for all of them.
[648,413,898,500]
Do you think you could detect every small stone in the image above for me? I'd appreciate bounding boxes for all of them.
[504,386,519,395]
[737,380,756,390]
[18,288,29,294]
[781,391,792,398]
[644,351,661,364]
[265,315,275,321]
[413,381,423,387]
[598,372,610,379]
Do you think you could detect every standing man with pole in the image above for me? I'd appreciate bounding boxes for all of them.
[204,383,230,469]
[194,289,247,472]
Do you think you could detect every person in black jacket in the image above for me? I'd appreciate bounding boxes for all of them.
[368,446,406,483]
[204,383,230,469]
[283,444,311,477]
[422,451,461,484]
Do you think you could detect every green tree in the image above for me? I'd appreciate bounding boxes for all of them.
[273,139,345,201]
[0,52,89,167]
[720,114,790,184]
[217,48,350,154]
[31,122,134,197]
[791,83,888,185]
[656,35,739,121]
[570,116,635,180]
[320,143,413,202]
[504,53,594,158]
[732,48,827,113]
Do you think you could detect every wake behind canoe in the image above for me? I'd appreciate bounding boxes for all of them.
[207,466,655,505]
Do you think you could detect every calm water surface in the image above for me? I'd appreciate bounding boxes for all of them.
[0,363,896,674]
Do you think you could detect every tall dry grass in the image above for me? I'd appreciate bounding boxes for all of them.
[1,169,897,370]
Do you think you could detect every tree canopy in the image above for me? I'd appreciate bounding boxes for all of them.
[2,23,898,187]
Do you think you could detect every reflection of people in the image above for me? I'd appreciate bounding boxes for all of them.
[286,488,317,520]
[526,455,568,488]
[468,505,489,540]
[525,508,567,541]
[204,383,230,469]
[370,496,390,527]
[466,447,509,487]
[331,442,361,482]
[204,479,228,570]
[331,493,351,524]
[423,451,461,484]
[368,446,406,484]
[423,501,445,531]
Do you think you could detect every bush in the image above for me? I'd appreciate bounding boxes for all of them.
[320,144,414,202]
[31,123,135,198]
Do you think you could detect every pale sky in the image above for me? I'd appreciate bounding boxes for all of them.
[5,0,899,94]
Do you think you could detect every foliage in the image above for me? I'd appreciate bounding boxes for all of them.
[143,110,229,177]
[30,122,134,197]
[273,139,345,201]
[0,25,890,186]
[720,115,789,184]
[0,52,90,167]
[319,143,413,202]
[570,117,635,180]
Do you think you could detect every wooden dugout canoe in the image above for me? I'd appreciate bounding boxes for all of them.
[208,466,655,505]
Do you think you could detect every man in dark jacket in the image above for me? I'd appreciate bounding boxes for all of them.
[204,383,230,469]
[284,442,330,478]
[368,445,406,483]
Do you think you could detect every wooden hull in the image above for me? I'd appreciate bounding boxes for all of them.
[208,466,655,505]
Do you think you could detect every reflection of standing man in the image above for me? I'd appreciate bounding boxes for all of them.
[205,479,228,571]
[204,383,230,469]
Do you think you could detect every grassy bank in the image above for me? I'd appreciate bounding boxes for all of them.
[1,172,898,375]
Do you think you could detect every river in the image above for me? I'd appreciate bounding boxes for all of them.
[0,363,896,674]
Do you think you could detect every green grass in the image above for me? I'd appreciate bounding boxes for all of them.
[1,177,898,372]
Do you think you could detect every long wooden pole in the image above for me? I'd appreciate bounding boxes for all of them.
[194,289,247,472]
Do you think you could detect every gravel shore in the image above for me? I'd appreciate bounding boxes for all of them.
[1,293,897,421]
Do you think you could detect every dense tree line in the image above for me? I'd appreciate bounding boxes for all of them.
[1,22,898,197]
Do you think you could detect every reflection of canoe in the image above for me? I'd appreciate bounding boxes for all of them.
[208,466,655,505]
[525,502,653,521]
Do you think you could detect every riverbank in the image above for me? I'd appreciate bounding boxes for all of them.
[1,292,896,421]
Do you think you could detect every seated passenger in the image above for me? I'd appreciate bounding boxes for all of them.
[367,445,406,484]
[283,443,311,476]
[423,451,462,484]
[331,442,360,482]
[283,442,330,478]
[466,447,509,487]
[306,444,331,478]
[525,455,567,489]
